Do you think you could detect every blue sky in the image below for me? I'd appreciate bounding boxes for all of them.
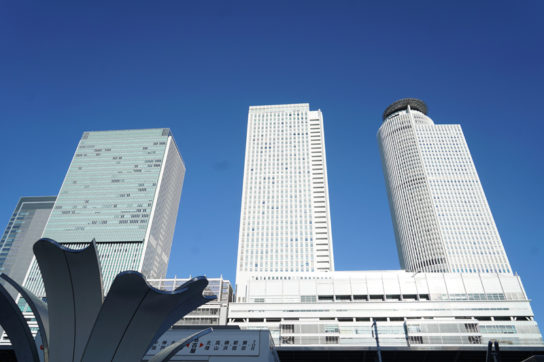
[1,1,543,321]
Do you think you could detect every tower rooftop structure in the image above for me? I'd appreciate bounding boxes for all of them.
[382,98,428,120]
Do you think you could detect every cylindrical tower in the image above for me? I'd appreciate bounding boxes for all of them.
[378,99,448,272]
[378,98,511,274]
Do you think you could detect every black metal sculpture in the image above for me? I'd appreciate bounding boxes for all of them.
[0,238,215,362]
[0,280,40,362]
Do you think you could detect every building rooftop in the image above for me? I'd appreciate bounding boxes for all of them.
[383,98,428,121]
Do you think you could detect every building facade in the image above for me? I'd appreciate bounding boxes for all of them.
[0,196,56,340]
[228,100,542,349]
[378,98,511,274]
[236,104,334,300]
[22,128,185,295]
[148,277,233,326]
[0,196,56,298]
[230,271,542,347]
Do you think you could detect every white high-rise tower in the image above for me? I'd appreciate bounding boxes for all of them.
[229,101,543,349]
[378,98,511,274]
[235,104,334,300]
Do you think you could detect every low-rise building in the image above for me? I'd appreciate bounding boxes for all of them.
[228,271,543,347]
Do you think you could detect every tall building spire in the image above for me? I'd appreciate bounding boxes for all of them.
[378,99,511,274]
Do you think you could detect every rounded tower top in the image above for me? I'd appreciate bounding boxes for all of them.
[382,98,428,121]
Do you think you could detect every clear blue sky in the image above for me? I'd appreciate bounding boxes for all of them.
[1,1,543,322]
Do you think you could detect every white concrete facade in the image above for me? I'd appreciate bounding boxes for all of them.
[228,100,542,349]
[378,100,511,274]
[229,271,543,347]
[236,104,334,300]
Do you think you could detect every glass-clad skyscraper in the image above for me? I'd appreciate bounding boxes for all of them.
[235,104,334,300]
[378,99,511,274]
[23,129,185,295]
[0,196,56,298]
